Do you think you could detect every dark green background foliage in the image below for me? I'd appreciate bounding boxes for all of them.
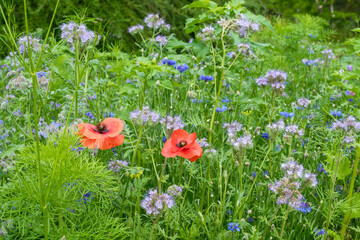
[245,0,360,37]
[0,0,228,56]
[0,0,359,57]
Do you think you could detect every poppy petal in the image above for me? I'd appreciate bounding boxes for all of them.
[80,137,97,149]
[95,135,125,150]
[171,129,189,149]
[183,132,197,149]
[178,142,203,161]
[161,139,179,158]
[101,118,124,137]
[77,123,102,139]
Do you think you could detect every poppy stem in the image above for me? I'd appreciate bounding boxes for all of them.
[178,158,184,185]
[180,162,195,211]
[158,158,168,194]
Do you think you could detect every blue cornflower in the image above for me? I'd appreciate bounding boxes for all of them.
[162,59,176,66]
[104,112,115,118]
[199,75,214,82]
[0,120,3,125]
[315,229,325,235]
[248,217,253,223]
[191,98,203,103]
[280,112,294,118]
[298,202,311,214]
[226,210,233,215]
[162,136,167,143]
[335,185,343,194]
[264,170,269,176]
[112,148,118,156]
[330,110,342,117]
[85,112,95,120]
[36,71,47,78]
[349,98,354,102]
[90,94,97,100]
[252,171,256,178]
[176,63,189,73]
[216,106,227,112]
[261,132,269,140]
[317,164,326,173]
[222,97,230,103]
[82,192,93,204]
[227,222,240,232]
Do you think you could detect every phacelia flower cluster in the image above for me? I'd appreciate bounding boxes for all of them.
[256,70,287,91]
[108,160,128,173]
[160,115,185,131]
[321,49,335,60]
[223,121,243,139]
[155,35,168,46]
[60,21,97,48]
[269,158,317,209]
[129,106,160,126]
[17,35,41,55]
[332,116,360,132]
[144,14,170,30]
[238,43,254,56]
[232,134,253,150]
[266,119,285,135]
[285,124,304,137]
[141,189,175,215]
[297,98,310,108]
[233,14,260,38]
[197,25,215,42]
[128,24,144,34]
[167,185,183,197]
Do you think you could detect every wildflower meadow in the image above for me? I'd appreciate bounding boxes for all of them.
[0,0,360,239]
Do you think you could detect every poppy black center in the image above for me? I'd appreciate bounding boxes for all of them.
[94,123,109,134]
[177,141,187,148]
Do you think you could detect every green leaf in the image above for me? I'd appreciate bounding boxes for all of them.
[349,193,360,219]
[148,79,174,90]
[0,144,25,158]
[351,28,360,33]
[107,82,140,95]
[244,12,274,31]
[183,0,217,9]
[337,159,352,180]
[250,41,275,50]
[172,81,183,88]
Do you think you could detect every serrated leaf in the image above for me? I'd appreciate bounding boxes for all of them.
[337,159,352,180]
[349,193,360,219]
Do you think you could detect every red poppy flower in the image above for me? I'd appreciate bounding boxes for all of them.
[77,118,125,150]
[161,129,203,162]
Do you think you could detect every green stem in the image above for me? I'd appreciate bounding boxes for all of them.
[180,162,195,211]
[340,141,360,239]
[280,206,290,239]
[260,205,280,240]
[158,158,168,194]
[132,126,143,166]
[178,158,184,185]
